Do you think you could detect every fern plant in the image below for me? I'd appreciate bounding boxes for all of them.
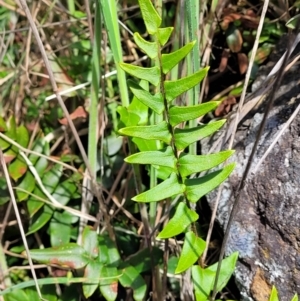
[0,1,238,300]
[117,0,238,299]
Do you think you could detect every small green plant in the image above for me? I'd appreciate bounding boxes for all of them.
[1,226,160,301]
[117,0,237,299]
[0,115,83,237]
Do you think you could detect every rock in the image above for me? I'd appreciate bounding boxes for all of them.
[205,34,300,301]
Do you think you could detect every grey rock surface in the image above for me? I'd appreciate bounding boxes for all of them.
[205,35,300,301]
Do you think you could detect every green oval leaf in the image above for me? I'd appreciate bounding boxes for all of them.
[133,32,157,59]
[164,67,209,102]
[175,231,206,274]
[49,211,72,247]
[27,204,53,235]
[162,41,195,74]
[6,116,17,141]
[99,266,119,301]
[8,125,29,180]
[119,121,172,144]
[98,234,120,267]
[132,173,185,203]
[28,139,47,166]
[138,0,161,34]
[17,125,29,148]
[174,120,226,151]
[185,163,236,203]
[169,102,220,127]
[27,186,46,217]
[82,226,99,258]
[125,146,177,169]
[33,144,50,175]
[158,202,198,238]
[42,164,63,193]
[83,260,103,298]
[119,63,160,86]
[16,171,35,201]
[124,247,163,274]
[178,150,234,177]
[8,154,27,181]
[51,177,80,206]
[27,243,90,269]
[118,263,146,301]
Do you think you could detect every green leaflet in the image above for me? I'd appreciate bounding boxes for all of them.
[138,0,161,34]
[162,41,196,74]
[133,32,157,58]
[269,287,279,301]
[192,252,238,301]
[178,150,234,177]
[185,163,236,203]
[119,121,172,144]
[132,173,185,202]
[169,102,220,126]
[157,27,173,46]
[158,202,198,238]
[164,67,209,102]
[119,63,160,86]
[174,120,226,151]
[125,146,177,169]
[132,137,158,152]
[175,231,206,274]
[128,80,164,114]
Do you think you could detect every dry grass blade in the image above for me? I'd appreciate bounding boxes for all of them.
[18,150,97,222]
[0,132,81,175]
